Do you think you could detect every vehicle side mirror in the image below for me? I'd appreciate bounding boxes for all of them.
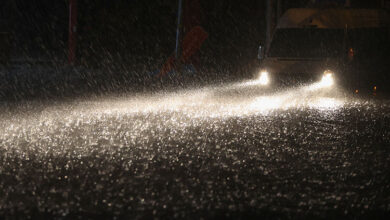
[257,45,264,60]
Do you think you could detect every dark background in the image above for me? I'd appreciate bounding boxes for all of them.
[2,0,268,71]
[1,0,386,69]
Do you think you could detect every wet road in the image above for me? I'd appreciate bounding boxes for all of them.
[0,80,389,218]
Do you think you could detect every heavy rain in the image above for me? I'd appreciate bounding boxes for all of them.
[0,0,389,219]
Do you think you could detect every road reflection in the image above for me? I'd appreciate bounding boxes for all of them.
[88,79,346,118]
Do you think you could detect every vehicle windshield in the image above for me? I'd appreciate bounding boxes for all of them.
[268,28,344,58]
[268,28,390,58]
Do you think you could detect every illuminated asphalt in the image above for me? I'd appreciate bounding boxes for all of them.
[0,80,389,218]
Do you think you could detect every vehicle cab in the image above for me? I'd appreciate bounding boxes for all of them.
[257,8,390,92]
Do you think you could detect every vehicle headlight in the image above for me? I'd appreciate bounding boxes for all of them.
[319,70,334,87]
[257,71,270,86]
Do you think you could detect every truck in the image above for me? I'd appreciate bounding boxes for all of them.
[257,8,390,93]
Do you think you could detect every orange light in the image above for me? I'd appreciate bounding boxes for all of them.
[373,86,377,91]
[348,48,354,60]
[355,89,359,94]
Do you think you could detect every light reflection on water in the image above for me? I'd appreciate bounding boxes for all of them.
[0,79,349,138]
[89,80,346,118]
[0,80,388,218]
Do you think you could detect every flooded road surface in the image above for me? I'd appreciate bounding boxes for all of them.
[0,80,389,218]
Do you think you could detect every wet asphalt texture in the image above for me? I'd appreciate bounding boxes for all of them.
[0,83,389,219]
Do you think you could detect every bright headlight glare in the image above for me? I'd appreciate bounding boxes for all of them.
[257,71,270,86]
[320,71,334,87]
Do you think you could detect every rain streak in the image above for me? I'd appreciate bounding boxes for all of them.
[0,81,389,218]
